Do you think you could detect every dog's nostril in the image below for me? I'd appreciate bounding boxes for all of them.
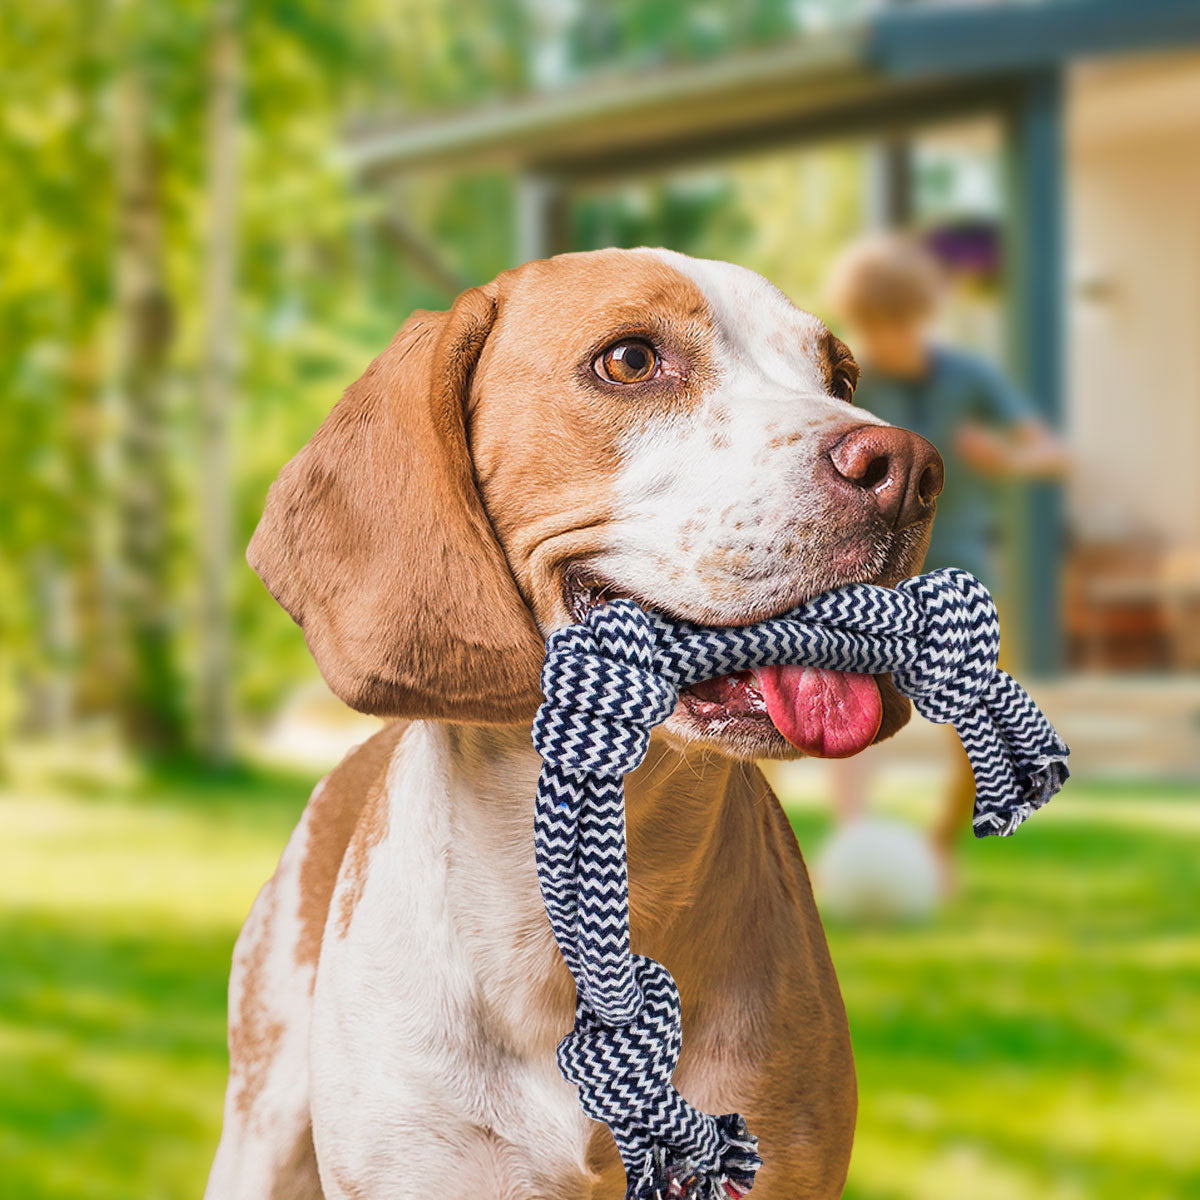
[917,458,944,505]
[859,455,890,491]
[826,423,943,528]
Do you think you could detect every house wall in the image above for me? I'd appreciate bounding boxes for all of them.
[1067,53,1200,547]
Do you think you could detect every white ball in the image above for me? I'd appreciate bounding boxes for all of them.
[814,817,942,923]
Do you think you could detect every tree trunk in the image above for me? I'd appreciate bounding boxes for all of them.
[197,0,240,764]
[112,54,186,756]
[65,338,122,721]
[24,550,74,737]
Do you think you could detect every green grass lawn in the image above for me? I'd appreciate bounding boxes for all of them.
[2,758,1198,1199]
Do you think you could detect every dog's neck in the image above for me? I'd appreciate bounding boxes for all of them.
[441,722,780,1055]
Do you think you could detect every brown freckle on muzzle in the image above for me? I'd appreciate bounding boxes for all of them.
[768,430,807,450]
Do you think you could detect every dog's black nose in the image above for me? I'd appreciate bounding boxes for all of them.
[826,424,944,529]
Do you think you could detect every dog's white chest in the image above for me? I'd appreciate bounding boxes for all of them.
[309,723,598,1199]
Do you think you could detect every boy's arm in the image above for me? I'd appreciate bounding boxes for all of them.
[955,418,1069,479]
[954,356,1070,479]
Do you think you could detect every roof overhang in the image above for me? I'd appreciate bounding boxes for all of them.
[346,0,1200,184]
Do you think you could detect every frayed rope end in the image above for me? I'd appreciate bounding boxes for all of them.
[974,747,1071,838]
[629,1115,762,1200]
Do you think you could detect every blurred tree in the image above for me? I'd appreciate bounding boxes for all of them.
[111,14,188,754]
[198,0,240,764]
[1,2,123,750]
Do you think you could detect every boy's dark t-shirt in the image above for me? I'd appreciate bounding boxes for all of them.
[852,345,1034,589]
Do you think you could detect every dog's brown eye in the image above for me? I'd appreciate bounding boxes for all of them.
[823,331,859,403]
[831,368,856,404]
[595,339,659,384]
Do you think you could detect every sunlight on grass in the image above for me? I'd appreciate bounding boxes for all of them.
[2,763,1198,1199]
[0,765,304,1200]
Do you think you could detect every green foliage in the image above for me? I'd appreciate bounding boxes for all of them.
[0,0,538,742]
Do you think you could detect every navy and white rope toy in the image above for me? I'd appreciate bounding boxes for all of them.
[532,568,1069,1200]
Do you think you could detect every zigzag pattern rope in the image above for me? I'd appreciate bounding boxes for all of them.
[532,568,1069,1200]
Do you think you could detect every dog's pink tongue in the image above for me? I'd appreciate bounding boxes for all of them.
[755,665,882,758]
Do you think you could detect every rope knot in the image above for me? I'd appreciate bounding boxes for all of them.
[558,955,683,1128]
[534,601,677,778]
[893,568,999,725]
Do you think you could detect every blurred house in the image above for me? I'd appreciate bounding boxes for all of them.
[1067,51,1200,674]
[345,0,1200,775]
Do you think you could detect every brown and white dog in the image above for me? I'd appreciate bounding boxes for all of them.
[205,248,942,1200]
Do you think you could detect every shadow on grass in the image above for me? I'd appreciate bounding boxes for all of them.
[1,910,232,1060]
[1,911,233,1200]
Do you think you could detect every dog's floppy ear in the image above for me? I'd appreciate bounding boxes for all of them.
[248,284,544,722]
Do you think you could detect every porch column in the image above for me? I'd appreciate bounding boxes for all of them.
[1004,68,1065,673]
[516,172,570,263]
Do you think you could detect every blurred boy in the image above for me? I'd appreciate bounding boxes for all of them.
[826,233,1067,879]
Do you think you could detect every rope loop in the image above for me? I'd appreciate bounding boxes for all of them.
[893,568,999,724]
[535,608,678,778]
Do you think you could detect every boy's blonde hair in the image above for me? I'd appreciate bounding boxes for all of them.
[827,233,944,325]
